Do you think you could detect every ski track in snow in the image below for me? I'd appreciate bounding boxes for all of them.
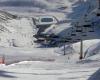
[0,61,100,80]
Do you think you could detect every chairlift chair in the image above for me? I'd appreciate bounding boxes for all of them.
[83,24,91,27]
[49,34,59,38]
[96,0,100,16]
[75,25,81,28]
[82,34,87,36]
[76,39,81,41]
[96,7,100,16]
[71,33,76,36]
[72,40,78,43]
[82,31,87,36]
[75,26,83,32]
[89,30,95,32]
[89,26,95,32]
[65,40,70,42]
[97,13,100,16]
[66,37,72,40]
[96,9,100,16]
[76,29,82,32]
[34,39,45,43]
[59,40,69,43]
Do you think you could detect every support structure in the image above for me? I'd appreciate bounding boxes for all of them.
[64,44,66,55]
[79,39,83,59]
[98,0,100,9]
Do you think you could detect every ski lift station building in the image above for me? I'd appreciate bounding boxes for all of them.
[33,15,58,35]
[33,15,58,26]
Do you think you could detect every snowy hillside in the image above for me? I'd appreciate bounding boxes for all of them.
[0,11,37,47]
[0,0,79,48]
[0,0,100,80]
[0,0,99,62]
[0,0,99,60]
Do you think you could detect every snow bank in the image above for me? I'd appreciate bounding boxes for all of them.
[54,39,100,63]
[85,41,100,58]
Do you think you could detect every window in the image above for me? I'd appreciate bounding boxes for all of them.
[41,18,53,22]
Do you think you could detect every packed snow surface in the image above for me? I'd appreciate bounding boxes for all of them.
[0,59,100,80]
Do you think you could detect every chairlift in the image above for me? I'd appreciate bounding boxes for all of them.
[76,30,82,32]
[97,13,100,16]
[75,25,82,32]
[34,39,45,43]
[89,30,94,32]
[82,34,87,36]
[33,34,39,38]
[59,40,69,43]
[66,38,72,40]
[77,39,81,40]
[65,40,70,42]
[96,7,100,16]
[88,27,95,32]
[33,34,47,38]
[72,40,77,43]
[83,24,91,27]
[49,34,59,38]
[96,8,100,16]
[75,26,81,28]
[71,33,76,36]
[84,20,91,22]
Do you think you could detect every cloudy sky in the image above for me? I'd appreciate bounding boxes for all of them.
[0,0,49,8]
[0,0,70,13]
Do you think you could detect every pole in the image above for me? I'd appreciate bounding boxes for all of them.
[2,55,5,64]
[64,44,66,55]
[99,0,100,9]
[79,39,83,59]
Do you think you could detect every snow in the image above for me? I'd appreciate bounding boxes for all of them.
[0,39,99,65]
[43,23,72,36]
[0,0,100,80]
[0,60,99,80]
[0,47,57,65]
[85,41,100,58]
[0,16,36,47]
[0,39,99,80]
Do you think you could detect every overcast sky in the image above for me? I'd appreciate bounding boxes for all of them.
[0,0,48,8]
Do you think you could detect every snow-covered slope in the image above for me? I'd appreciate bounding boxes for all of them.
[0,1,100,80]
[0,0,99,56]
[0,0,99,55]
[0,12,37,47]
